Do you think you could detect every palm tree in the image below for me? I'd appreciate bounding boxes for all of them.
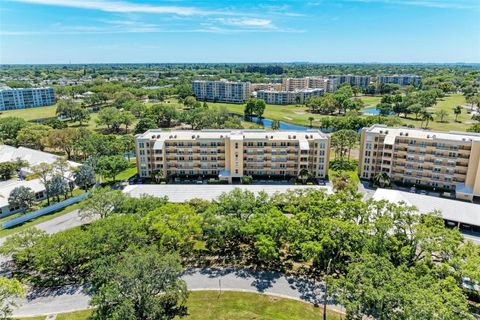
[308,116,314,128]
[421,111,434,128]
[373,172,391,188]
[298,169,310,184]
[435,109,448,122]
[453,105,462,122]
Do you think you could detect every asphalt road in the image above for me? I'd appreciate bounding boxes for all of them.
[12,268,344,317]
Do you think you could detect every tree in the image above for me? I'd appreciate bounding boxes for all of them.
[43,128,78,159]
[80,187,125,219]
[134,118,157,134]
[244,98,266,118]
[145,203,201,253]
[435,109,448,122]
[16,124,52,150]
[331,129,358,161]
[332,173,351,192]
[467,123,480,133]
[308,116,314,128]
[97,155,129,182]
[298,169,310,184]
[421,111,434,128]
[0,117,28,146]
[90,248,188,320]
[8,186,36,213]
[0,277,25,320]
[149,104,178,127]
[31,162,53,205]
[0,162,22,180]
[373,172,391,187]
[183,96,197,109]
[407,103,424,120]
[453,105,462,122]
[56,99,82,122]
[74,164,96,191]
[120,111,136,133]
[97,107,123,132]
[271,119,280,130]
[46,175,69,202]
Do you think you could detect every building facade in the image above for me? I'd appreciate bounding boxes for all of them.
[0,87,55,111]
[192,80,251,104]
[256,88,324,105]
[328,75,371,89]
[359,125,480,201]
[377,74,421,86]
[135,129,330,183]
[281,77,329,91]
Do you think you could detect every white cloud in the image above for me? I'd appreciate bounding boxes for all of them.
[347,0,478,10]
[8,0,227,15]
[217,18,274,29]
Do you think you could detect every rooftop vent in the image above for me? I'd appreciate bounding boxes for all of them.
[293,135,296,139]
[288,135,291,139]
[380,130,383,134]
[192,135,195,139]
[271,135,273,139]
[385,130,389,134]
[400,132,403,136]
[405,133,409,136]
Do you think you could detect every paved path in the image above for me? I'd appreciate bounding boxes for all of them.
[12,268,344,317]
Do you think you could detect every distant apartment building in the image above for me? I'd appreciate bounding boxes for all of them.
[135,129,330,183]
[256,88,324,105]
[281,77,328,91]
[0,86,55,111]
[192,80,251,104]
[377,74,422,86]
[328,75,371,89]
[359,125,480,201]
[250,83,283,91]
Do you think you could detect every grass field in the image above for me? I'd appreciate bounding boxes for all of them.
[0,105,58,121]
[400,94,470,131]
[16,291,343,320]
[0,202,81,238]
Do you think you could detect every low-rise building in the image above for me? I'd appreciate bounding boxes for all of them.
[256,88,324,105]
[0,145,79,177]
[0,86,55,111]
[377,74,421,86]
[359,125,480,201]
[0,179,46,217]
[192,80,251,103]
[135,129,330,183]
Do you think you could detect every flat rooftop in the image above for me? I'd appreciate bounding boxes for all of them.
[365,124,480,143]
[136,129,329,141]
[123,184,332,203]
[373,188,480,227]
[0,178,44,208]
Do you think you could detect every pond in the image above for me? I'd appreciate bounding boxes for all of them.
[241,116,310,131]
[362,107,380,115]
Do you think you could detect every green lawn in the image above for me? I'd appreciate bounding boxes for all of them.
[0,202,81,238]
[0,105,58,121]
[16,291,342,320]
[400,94,470,131]
[358,95,382,109]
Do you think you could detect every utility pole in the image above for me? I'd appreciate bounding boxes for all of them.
[323,258,332,320]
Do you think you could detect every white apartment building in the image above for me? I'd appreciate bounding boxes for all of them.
[192,80,251,104]
[0,86,55,111]
[256,88,324,105]
[377,74,422,86]
[135,129,330,183]
[328,75,371,89]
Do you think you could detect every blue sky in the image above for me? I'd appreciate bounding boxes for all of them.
[1,0,479,64]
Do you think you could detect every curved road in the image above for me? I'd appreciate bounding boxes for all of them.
[12,267,344,317]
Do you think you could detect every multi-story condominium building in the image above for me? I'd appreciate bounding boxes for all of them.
[377,74,422,86]
[192,80,251,104]
[359,125,480,201]
[256,88,324,105]
[135,129,330,183]
[281,77,328,91]
[328,75,371,89]
[0,86,55,111]
[250,83,283,91]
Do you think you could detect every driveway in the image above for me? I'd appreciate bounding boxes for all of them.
[12,268,344,317]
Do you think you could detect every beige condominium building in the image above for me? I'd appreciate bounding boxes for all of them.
[135,129,330,183]
[359,125,480,201]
